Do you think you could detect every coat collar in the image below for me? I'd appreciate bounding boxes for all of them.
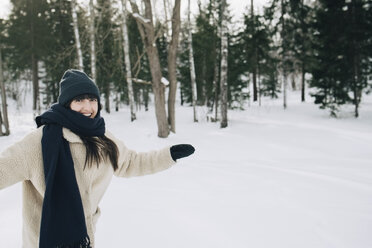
[62,127,83,143]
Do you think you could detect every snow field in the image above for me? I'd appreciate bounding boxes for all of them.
[1,92,372,247]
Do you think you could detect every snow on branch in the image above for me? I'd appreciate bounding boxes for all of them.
[132,13,152,28]
[161,77,169,86]
[132,78,151,85]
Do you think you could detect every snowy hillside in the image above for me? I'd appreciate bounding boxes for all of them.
[0,92,372,248]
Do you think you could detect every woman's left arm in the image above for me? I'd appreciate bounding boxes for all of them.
[0,132,37,189]
[106,132,194,178]
[114,141,176,178]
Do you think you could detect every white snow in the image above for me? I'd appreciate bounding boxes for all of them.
[1,92,372,248]
[132,13,151,24]
[161,77,169,86]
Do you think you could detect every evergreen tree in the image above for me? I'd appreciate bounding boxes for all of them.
[126,13,151,110]
[241,8,279,102]
[42,0,77,105]
[96,0,117,113]
[310,0,371,117]
[7,0,50,111]
[287,0,314,102]
[193,7,219,106]
[178,27,193,105]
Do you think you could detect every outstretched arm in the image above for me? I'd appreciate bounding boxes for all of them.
[0,133,35,190]
[109,133,195,178]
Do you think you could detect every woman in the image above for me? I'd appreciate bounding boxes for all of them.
[0,69,195,248]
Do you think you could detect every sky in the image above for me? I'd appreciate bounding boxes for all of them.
[0,0,270,21]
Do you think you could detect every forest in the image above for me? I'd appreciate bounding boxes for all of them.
[0,0,371,137]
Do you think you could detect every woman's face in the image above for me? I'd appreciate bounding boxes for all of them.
[70,97,98,118]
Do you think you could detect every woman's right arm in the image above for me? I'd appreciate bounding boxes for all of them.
[0,131,39,190]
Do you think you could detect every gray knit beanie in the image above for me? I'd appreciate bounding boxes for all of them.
[58,69,100,106]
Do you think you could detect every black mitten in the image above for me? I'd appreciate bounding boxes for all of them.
[170,144,195,161]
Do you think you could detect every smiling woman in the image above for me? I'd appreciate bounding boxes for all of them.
[0,69,195,248]
[70,95,99,119]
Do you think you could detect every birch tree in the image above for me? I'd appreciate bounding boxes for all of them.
[0,46,9,135]
[89,0,96,82]
[281,0,288,109]
[219,0,228,128]
[96,0,115,113]
[187,0,198,122]
[71,0,84,70]
[29,0,40,113]
[163,0,170,41]
[120,0,136,121]
[167,0,181,132]
[251,0,258,102]
[129,0,169,137]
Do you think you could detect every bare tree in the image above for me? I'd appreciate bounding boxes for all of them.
[212,53,219,121]
[71,0,84,70]
[129,0,169,137]
[281,0,288,109]
[121,0,136,121]
[89,0,96,82]
[251,0,258,102]
[219,0,228,128]
[167,0,181,132]
[187,0,198,122]
[28,0,40,113]
[163,0,170,40]
[0,47,9,135]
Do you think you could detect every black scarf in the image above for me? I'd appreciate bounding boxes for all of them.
[35,104,105,248]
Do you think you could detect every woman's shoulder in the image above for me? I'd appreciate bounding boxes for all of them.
[104,130,126,148]
[20,127,43,143]
[1,127,43,156]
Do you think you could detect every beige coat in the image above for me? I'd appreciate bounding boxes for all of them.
[0,127,176,248]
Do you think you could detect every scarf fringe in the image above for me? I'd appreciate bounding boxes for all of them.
[55,236,91,248]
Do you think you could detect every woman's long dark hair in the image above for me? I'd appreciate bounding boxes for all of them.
[80,135,119,171]
[67,94,119,171]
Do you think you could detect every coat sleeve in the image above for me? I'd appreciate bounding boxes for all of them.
[106,132,176,178]
[0,131,39,189]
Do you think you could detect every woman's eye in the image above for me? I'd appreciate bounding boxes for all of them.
[90,99,98,102]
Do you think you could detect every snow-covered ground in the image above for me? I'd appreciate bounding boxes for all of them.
[1,92,372,248]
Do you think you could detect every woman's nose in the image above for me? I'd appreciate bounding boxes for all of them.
[82,99,92,110]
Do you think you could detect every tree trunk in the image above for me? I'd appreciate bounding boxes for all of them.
[29,0,39,113]
[104,84,110,113]
[300,0,305,103]
[212,7,220,122]
[220,0,228,128]
[202,55,208,105]
[281,0,287,109]
[163,0,170,41]
[32,54,39,113]
[121,0,136,121]
[89,0,96,82]
[251,0,258,102]
[167,0,181,132]
[252,66,257,101]
[71,0,84,70]
[351,0,360,118]
[291,73,296,90]
[130,0,169,138]
[187,0,198,123]
[301,62,305,102]
[258,68,261,107]
[283,72,287,109]
[0,47,9,135]
[213,51,219,122]
[143,87,149,111]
